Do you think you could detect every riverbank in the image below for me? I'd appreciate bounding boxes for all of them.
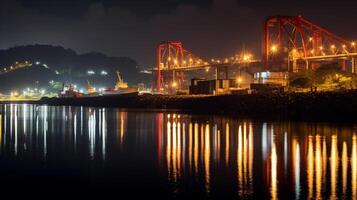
[34,90,357,121]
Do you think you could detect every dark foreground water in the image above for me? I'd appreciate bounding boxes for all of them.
[0,104,356,199]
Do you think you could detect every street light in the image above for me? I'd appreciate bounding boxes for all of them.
[236,77,242,88]
[271,45,278,53]
[172,82,178,88]
[243,54,252,61]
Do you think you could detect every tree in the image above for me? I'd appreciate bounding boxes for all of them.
[289,62,357,90]
[289,70,315,88]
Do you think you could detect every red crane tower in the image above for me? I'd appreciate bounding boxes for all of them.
[156,41,205,92]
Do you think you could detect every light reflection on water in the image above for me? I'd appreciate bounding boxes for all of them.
[0,104,357,199]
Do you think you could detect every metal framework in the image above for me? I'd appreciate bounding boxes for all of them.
[263,15,354,70]
[155,41,260,92]
[154,16,357,92]
[157,41,206,91]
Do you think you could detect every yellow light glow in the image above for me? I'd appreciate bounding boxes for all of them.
[10,91,19,97]
[271,45,278,53]
[236,77,242,83]
[243,54,252,61]
[352,42,356,47]
[352,135,357,199]
[172,82,178,88]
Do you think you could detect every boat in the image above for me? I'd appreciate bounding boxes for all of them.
[100,71,138,96]
[86,81,99,96]
[115,71,138,93]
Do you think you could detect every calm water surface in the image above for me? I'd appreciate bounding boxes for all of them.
[0,104,356,199]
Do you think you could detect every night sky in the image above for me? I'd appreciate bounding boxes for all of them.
[1,0,357,67]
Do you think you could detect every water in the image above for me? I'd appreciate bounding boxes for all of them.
[0,104,356,199]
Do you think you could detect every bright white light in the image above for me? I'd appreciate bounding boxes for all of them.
[260,72,270,79]
[87,70,95,75]
[100,70,108,75]
[140,70,152,74]
[35,61,41,65]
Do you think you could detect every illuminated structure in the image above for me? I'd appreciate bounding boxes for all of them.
[263,15,356,71]
[155,41,258,93]
[154,16,357,93]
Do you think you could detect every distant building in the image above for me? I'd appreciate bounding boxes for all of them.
[189,79,234,95]
[254,71,289,86]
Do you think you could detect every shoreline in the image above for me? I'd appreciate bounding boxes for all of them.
[23,90,357,121]
[2,91,357,121]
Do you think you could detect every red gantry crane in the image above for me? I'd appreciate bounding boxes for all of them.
[262,15,355,71]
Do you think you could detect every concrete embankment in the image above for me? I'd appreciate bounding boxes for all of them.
[37,91,357,120]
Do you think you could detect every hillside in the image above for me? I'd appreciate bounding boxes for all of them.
[0,45,150,93]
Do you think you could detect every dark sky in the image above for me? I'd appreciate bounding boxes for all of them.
[1,0,357,67]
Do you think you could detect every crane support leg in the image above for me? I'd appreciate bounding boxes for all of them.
[352,58,357,73]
